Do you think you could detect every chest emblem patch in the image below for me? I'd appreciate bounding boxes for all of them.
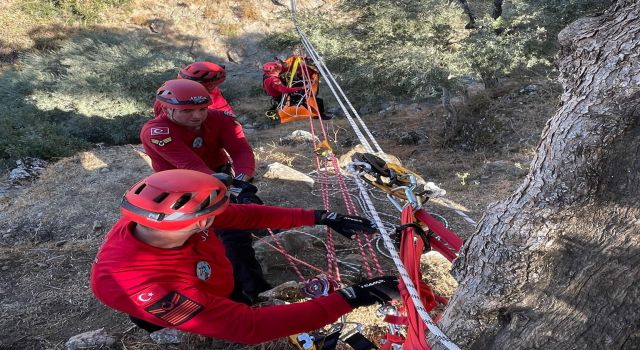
[192,136,204,149]
[151,137,172,146]
[196,261,211,280]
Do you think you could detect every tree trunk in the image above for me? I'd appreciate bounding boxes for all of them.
[492,0,503,20]
[433,1,640,349]
[442,86,458,141]
[457,0,477,29]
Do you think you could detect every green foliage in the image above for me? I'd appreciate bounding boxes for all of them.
[0,29,201,169]
[294,0,465,103]
[274,0,611,104]
[17,0,133,24]
[260,31,300,53]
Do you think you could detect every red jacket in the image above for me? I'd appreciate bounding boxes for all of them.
[153,87,233,115]
[263,75,304,97]
[140,110,255,177]
[91,204,352,344]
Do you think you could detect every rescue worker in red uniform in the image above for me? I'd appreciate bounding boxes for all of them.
[141,79,266,304]
[262,61,305,101]
[91,169,399,344]
[153,61,233,116]
[262,61,329,120]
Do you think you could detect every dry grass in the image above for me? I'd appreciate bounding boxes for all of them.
[239,2,260,21]
[254,143,299,167]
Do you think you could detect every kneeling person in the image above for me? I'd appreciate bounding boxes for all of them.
[91,170,399,344]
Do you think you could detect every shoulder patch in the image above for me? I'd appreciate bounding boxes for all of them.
[131,285,165,307]
[145,291,204,326]
[151,137,172,147]
[150,127,170,136]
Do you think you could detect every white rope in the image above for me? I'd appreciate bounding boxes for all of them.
[289,2,460,348]
[350,171,460,350]
[289,0,379,153]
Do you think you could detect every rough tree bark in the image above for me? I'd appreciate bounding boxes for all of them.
[433,1,640,349]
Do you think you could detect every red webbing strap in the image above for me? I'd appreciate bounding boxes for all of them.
[379,333,404,350]
[414,209,463,251]
[414,209,463,262]
[399,206,433,350]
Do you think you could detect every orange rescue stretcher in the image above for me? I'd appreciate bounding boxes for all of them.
[277,55,322,124]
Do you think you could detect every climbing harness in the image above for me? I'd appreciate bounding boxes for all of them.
[268,55,323,124]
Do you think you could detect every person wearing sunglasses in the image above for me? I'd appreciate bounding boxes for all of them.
[91,169,399,344]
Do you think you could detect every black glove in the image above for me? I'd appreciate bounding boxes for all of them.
[314,210,377,239]
[212,173,233,186]
[338,276,400,308]
[230,179,264,205]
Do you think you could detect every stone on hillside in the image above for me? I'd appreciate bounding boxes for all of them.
[397,131,426,145]
[150,328,184,344]
[424,181,446,198]
[8,158,48,184]
[280,130,320,145]
[263,162,314,189]
[65,328,116,350]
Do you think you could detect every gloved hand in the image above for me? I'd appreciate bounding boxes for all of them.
[314,210,377,239]
[211,173,233,187]
[338,276,400,308]
[230,179,264,205]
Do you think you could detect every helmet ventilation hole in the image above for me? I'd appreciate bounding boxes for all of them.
[153,192,170,203]
[172,193,193,210]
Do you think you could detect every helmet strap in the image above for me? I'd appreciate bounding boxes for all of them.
[165,108,177,123]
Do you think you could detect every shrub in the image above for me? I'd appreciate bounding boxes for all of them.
[0,29,206,169]
[268,0,610,106]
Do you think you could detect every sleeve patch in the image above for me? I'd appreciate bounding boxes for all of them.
[144,291,203,326]
[150,127,170,135]
[131,285,166,307]
[151,137,172,146]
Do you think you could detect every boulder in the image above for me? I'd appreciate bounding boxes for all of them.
[263,162,315,189]
[65,328,115,350]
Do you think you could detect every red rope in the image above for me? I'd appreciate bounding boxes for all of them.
[251,233,327,276]
[265,229,305,281]
[399,206,434,350]
[318,157,341,282]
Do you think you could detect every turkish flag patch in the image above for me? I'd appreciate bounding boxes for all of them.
[150,127,169,135]
[144,291,203,326]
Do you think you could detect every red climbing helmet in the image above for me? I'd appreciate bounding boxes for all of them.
[178,61,226,89]
[156,79,212,110]
[262,61,283,75]
[121,169,230,230]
